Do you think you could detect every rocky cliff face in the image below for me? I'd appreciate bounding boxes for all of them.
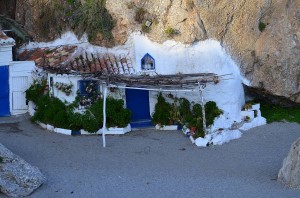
[1,0,300,103]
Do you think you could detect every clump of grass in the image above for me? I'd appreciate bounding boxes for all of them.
[135,7,147,23]
[141,23,151,33]
[260,101,300,123]
[126,1,135,9]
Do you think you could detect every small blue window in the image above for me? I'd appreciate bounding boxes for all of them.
[141,53,155,70]
[78,80,98,96]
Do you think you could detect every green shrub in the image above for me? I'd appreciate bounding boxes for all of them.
[152,93,172,125]
[68,112,83,130]
[205,101,223,126]
[259,22,266,32]
[169,98,180,123]
[81,111,99,133]
[192,103,202,117]
[25,80,47,104]
[53,111,70,128]
[67,0,76,4]
[105,98,131,128]
[164,26,177,37]
[31,94,51,123]
[178,98,193,124]
[152,94,222,137]
[30,94,131,132]
[31,94,71,128]
[191,104,205,138]
[88,97,131,128]
[89,99,104,125]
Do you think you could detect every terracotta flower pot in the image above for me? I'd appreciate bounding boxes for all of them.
[190,126,197,132]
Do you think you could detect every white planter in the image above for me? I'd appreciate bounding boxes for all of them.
[239,117,267,131]
[80,129,101,135]
[28,101,36,116]
[81,125,132,135]
[251,104,260,111]
[46,124,55,131]
[155,124,178,130]
[37,122,47,129]
[105,124,131,135]
[189,136,195,144]
[195,137,209,147]
[240,110,254,120]
[54,128,72,135]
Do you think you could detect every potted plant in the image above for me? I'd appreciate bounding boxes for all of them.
[189,119,197,133]
[169,97,180,125]
[55,82,73,96]
[68,112,83,135]
[178,98,193,125]
[152,93,171,126]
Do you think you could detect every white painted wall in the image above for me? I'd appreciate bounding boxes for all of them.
[49,74,82,104]
[0,45,13,66]
[9,61,35,115]
[133,35,245,121]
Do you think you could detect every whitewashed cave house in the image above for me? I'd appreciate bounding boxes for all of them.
[18,33,253,131]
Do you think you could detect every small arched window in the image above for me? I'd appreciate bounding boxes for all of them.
[141,53,155,71]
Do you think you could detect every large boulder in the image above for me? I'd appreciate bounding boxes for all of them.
[0,143,46,197]
[278,138,300,189]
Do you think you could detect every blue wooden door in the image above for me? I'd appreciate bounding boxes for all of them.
[126,89,150,121]
[0,66,10,116]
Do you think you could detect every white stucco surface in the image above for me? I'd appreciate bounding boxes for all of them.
[0,46,13,66]
[133,34,245,122]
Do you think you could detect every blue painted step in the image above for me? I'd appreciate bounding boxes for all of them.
[130,119,153,128]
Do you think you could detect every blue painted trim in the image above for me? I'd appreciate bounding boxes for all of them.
[142,53,155,60]
[0,65,10,116]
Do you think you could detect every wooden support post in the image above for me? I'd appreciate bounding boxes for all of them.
[198,82,207,135]
[102,86,108,148]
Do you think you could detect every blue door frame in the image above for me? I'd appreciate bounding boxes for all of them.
[125,89,151,121]
[0,66,10,116]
